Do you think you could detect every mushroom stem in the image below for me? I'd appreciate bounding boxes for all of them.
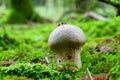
[57,49,82,69]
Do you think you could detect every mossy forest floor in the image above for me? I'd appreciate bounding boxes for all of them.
[0,17,120,80]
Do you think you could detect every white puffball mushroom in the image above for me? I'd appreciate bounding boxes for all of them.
[48,23,86,70]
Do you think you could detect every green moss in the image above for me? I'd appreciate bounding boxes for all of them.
[0,17,120,79]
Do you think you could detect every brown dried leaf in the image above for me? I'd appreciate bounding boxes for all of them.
[82,75,109,80]
[114,35,120,41]
[92,75,109,80]
[96,44,114,53]
[2,60,14,66]
[104,39,114,44]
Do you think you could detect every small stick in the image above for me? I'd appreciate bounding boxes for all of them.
[45,57,49,64]
[86,68,93,80]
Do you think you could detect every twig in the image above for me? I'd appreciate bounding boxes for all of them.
[54,10,80,23]
[84,11,107,21]
[86,68,93,80]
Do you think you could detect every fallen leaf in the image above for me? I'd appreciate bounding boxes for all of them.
[96,44,114,53]
[114,35,120,42]
[104,39,114,44]
[2,60,14,66]
[82,75,109,80]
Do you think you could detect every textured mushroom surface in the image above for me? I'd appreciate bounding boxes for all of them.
[48,23,86,70]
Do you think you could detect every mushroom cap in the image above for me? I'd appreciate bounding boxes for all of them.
[48,24,86,52]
